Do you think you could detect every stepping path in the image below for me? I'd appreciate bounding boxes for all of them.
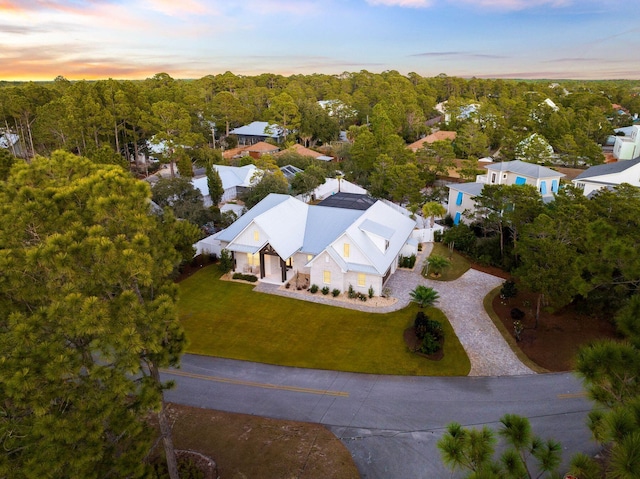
[254,243,534,376]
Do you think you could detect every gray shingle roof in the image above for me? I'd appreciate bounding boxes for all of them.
[447,182,485,195]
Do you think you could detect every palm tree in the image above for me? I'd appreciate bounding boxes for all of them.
[422,201,447,228]
[409,285,439,308]
[425,254,451,277]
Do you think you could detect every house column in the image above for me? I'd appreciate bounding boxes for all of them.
[280,258,287,283]
[259,251,265,278]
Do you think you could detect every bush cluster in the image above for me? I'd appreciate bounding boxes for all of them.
[398,254,417,268]
[332,288,341,297]
[232,273,258,282]
[309,284,319,294]
[414,311,443,355]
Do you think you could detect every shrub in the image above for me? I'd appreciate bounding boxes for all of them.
[368,285,374,298]
[321,286,330,295]
[357,292,367,302]
[433,230,443,243]
[219,249,233,273]
[418,243,423,251]
[420,332,441,355]
[399,254,417,269]
[309,284,319,294]
[414,311,429,339]
[500,280,518,300]
[426,254,451,276]
[232,272,258,282]
[331,288,341,297]
[348,284,356,299]
[510,308,525,321]
[414,313,443,342]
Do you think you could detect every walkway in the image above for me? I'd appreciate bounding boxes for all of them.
[254,243,534,376]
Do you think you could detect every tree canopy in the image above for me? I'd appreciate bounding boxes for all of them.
[0,151,199,478]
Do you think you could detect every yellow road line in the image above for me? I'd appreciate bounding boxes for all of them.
[557,392,587,399]
[161,369,350,398]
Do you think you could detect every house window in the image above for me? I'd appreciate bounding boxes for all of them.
[540,181,547,195]
[357,273,366,287]
[323,271,331,284]
[515,176,526,185]
[552,179,559,192]
[502,174,507,180]
[456,192,463,206]
[307,254,313,262]
[491,173,497,183]
[253,230,259,241]
[454,212,461,225]
[343,243,350,258]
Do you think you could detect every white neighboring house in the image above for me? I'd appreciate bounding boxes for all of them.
[215,193,416,296]
[613,125,640,161]
[447,160,564,225]
[572,157,640,196]
[192,164,261,206]
[229,121,284,145]
[298,177,368,203]
[0,132,26,157]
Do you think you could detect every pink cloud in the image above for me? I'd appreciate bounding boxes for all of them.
[141,0,210,17]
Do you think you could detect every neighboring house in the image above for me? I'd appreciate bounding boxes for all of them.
[223,141,280,160]
[572,157,640,196]
[280,164,303,181]
[192,164,261,205]
[0,132,26,157]
[447,160,565,224]
[276,143,334,161]
[229,121,284,145]
[613,125,640,161]
[407,130,457,152]
[303,177,368,202]
[435,102,479,124]
[514,133,554,163]
[216,193,416,295]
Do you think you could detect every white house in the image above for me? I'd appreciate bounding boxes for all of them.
[215,193,416,296]
[572,157,640,196]
[447,160,564,224]
[613,125,640,161]
[192,164,260,206]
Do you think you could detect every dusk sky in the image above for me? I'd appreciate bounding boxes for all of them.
[1,0,638,81]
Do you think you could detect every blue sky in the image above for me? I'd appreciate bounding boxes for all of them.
[1,0,638,81]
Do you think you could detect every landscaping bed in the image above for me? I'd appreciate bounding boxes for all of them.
[491,289,619,371]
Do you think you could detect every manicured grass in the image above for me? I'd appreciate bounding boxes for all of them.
[423,242,471,281]
[178,265,470,376]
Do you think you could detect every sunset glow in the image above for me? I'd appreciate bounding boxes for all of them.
[0,0,638,81]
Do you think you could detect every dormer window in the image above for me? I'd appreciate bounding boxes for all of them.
[343,243,350,258]
[253,230,259,242]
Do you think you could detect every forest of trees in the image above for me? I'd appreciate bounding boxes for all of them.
[2,72,640,477]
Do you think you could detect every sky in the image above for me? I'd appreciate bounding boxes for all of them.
[1,0,639,81]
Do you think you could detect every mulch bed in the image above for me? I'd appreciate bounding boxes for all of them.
[403,327,444,361]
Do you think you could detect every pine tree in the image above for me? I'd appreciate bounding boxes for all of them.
[0,151,199,479]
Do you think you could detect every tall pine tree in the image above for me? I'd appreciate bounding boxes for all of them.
[0,151,199,478]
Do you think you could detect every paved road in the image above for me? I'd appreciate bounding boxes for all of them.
[163,355,597,478]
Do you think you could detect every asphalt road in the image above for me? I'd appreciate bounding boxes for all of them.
[163,354,598,478]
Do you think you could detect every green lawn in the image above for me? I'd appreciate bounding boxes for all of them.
[178,265,470,376]
[424,243,471,281]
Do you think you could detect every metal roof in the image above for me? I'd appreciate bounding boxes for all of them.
[485,160,564,179]
[447,182,485,196]
[229,121,281,138]
[574,157,640,180]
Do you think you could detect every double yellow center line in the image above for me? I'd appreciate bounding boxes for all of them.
[161,368,350,398]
